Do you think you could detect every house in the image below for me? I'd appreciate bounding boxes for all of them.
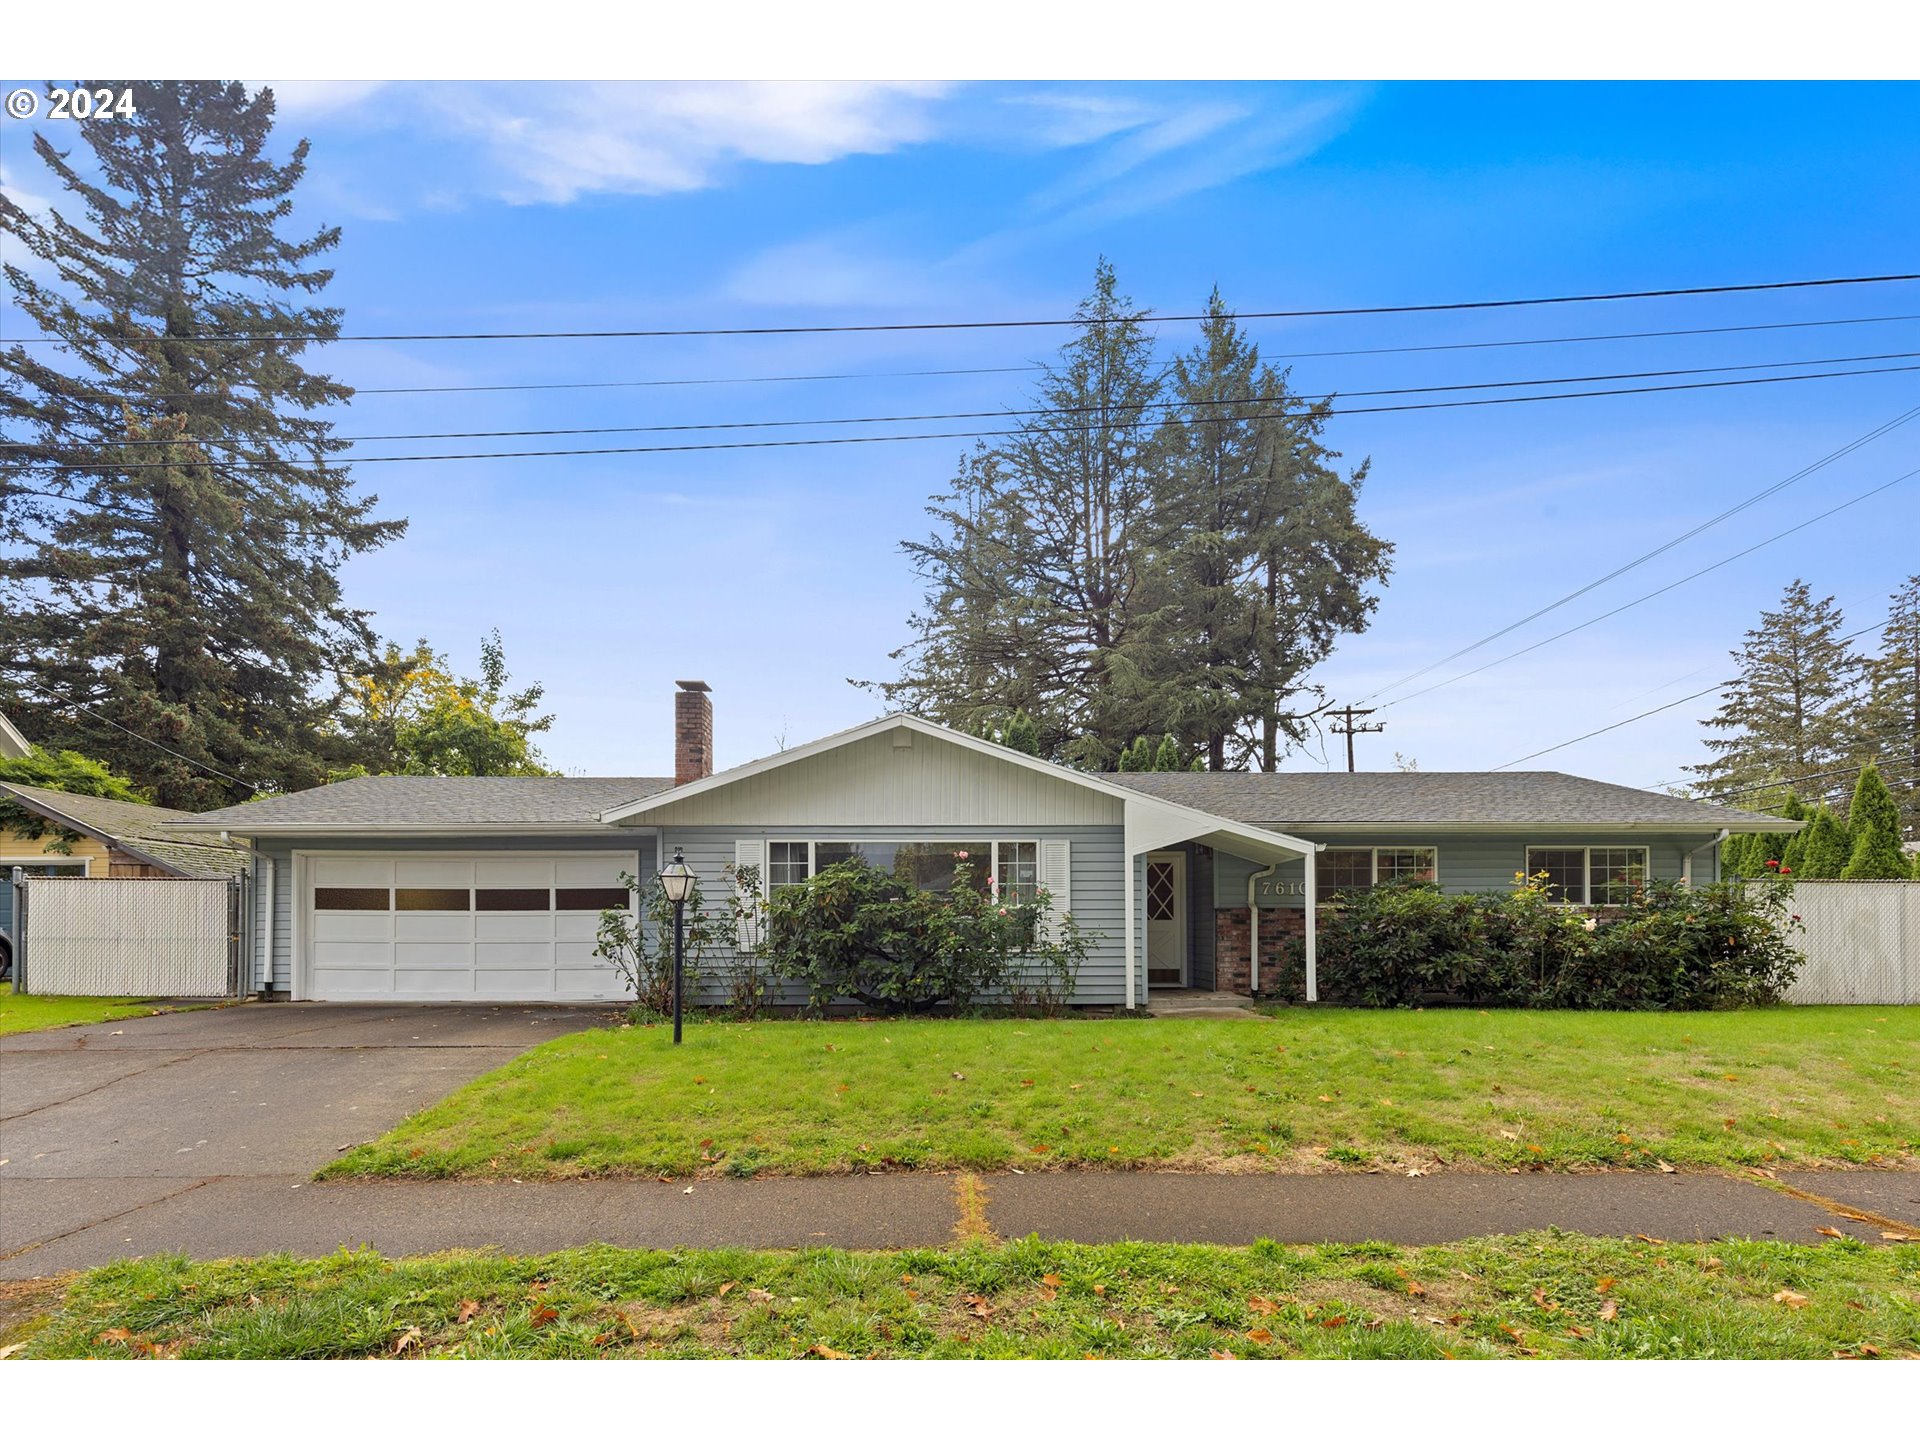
[165,681,1799,1008]
[0,781,252,974]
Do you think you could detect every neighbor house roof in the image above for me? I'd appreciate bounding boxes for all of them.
[1107,770,1797,832]
[0,710,27,760]
[0,781,251,877]
[168,774,676,834]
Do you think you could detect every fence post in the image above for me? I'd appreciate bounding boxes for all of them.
[10,866,26,996]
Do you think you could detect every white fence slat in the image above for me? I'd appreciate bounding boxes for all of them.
[21,876,235,997]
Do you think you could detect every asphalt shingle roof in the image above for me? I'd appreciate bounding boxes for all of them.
[0,781,251,876]
[170,775,676,831]
[1107,770,1787,830]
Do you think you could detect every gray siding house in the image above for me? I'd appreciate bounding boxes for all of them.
[170,682,1797,1009]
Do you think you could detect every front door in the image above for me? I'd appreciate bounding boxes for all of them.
[1145,851,1188,987]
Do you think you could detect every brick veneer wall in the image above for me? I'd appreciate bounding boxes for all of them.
[1214,906,1308,1000]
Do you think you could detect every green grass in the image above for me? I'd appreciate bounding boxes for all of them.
[10,1233,1916,1359]
[0,982,170,1036]
[324,1008,1918,1180]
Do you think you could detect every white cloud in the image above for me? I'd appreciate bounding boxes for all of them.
[254,80,392,117]
[424,81,955,204]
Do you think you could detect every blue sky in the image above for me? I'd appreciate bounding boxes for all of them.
[5,80,1917,784]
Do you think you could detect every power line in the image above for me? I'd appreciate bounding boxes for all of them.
[16,682,259,793]
[27,348,1919,453]
[22,362,1920,477]
[30,311,1920,406]
[1488,622,1888,771]
[1376,467,1920,711]
[1691,752,1920,804]
[12,272,1919,346]
[1354,403,1920,706]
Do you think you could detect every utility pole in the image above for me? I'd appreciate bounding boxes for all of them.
[1328,704,1385,772]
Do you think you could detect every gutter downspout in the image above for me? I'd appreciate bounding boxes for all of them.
[1247,861,1279,995]
[260,856,276,994]
[1682,828,1729,886]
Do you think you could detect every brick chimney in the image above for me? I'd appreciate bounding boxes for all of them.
[674,680,713,785]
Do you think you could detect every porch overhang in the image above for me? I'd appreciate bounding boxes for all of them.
[1122,797,1320,1011]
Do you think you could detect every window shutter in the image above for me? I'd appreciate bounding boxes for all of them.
[1039,839,1071,942]
[732,839,765,952]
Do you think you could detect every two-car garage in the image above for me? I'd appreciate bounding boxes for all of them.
[301,852,639,1001]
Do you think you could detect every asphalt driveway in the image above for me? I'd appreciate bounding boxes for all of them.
[0,1002,615,1269]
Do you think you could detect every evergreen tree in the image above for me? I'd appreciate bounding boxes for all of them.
[1152,734,1181,772]
[883,261,1163,767]
[1688,580,1868,802]
[999,710,1041,756]
[0,82,404,808]
[1858,574,1918,841]
[1795,804,1852,879]
[1842,763,1909,878]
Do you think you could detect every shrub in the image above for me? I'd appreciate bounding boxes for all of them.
[761,856,1090,1013]
[1309,874,1801,1010]
[1842,764,1910,879]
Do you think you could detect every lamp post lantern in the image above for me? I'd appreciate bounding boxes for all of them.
[657,847,694,1044]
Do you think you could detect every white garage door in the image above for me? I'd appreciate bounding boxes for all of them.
[304,853,637,1001]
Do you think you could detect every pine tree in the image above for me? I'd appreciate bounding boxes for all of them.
[881,262,1164,766]
[1795,805,1852,878]
[1858,574,1918,841]
[1842,763,1909,878]
[0,82,404,807]
[1688,580,1868,803]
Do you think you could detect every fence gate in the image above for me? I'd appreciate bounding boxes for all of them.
[1770,879,1919,1005]
[10,872,247,998]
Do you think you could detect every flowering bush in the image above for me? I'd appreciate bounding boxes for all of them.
[1306,873,1801,1010]
[762,856,1090,1013]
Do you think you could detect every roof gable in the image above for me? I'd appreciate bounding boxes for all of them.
[0,781,250,876]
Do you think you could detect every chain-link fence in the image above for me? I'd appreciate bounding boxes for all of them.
[1752,879,1919,1005]
[10,872,246,997]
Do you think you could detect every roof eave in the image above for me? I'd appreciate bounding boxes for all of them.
[161,821,631,838]
[1248,819,1802,835]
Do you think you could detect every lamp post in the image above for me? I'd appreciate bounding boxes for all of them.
[657,847,694,1044]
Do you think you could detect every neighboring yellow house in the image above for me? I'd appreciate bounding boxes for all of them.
[1,781,250,974]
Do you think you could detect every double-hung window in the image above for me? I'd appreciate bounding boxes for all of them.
[1525,846,1648,905]
[767,841,811,890]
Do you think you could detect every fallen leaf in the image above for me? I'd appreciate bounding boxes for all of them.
[529,1304,559,1328]
[1031,1143,1050,1154]
[456,1299,481,1324]
[1321,1315,1348,1329]
[809,1343,852,1359]
[1092,1283,1106,1296]
[1599,1300,1619,1322]
[1499,1129,1518,1140]
[1700,1256,1724,1272]
[1814,1225,1845,1239]
[1595,1276,1617,1293]
[1040,1273,1061,1291]
[1530,1288,1561,1312]
[1209,1349,1235,1359]
[962,1295,995,1319]
[1317,1095,1333,1103]
[717,1281,736,1297]
[392,1326,423,1356]
[1248,1295,1279,1315]
[1656,1160,1677,1173]
[0,1342,24,1360]
[1633,1234,1667,1246]
[1771,1289,1812,1309]
[1565,1324,1590,1339]
[747,1288,775,1303]
[1246,1327,1274,1343]
[1406,1280,1427,1297]
[1880,1232,1912,1243]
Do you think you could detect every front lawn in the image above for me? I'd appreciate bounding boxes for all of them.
[0,983,168,1036]
[325,1008,1918,1180]
[12,1233,1916,1359]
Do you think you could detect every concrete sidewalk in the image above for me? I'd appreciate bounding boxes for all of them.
[3,1168,1911,1278]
